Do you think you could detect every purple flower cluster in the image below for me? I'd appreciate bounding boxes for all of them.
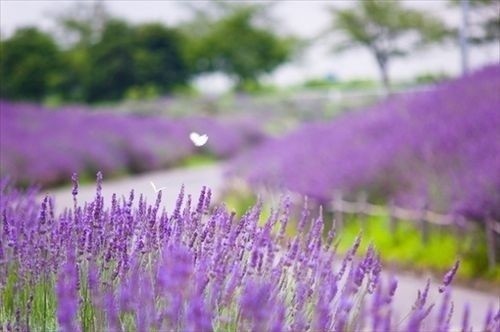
[1,176,498,331]
[231,65,500,221]
[0,101,265,187]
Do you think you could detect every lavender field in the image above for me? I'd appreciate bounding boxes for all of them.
[1,65,499,332]
[1,176,498,331]
[3,0,500,330]
[0,101,265,188]
[231,65,500,223]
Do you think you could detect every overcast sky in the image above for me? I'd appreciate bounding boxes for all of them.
[1,0,498,91]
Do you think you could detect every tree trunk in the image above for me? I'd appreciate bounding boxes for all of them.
[375,52,390,95]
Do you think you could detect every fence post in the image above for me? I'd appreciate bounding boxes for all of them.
[419,202,429,244]
[452,214,467,254]
[388,199,397,235]
[333,191,344,231]
[485,218,497,269]
[357,191,368,227]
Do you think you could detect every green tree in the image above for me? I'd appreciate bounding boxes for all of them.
[132,23,190,95]
[50,1,109,101]
[84,19,135,102]
[0,27,62,101]
[183,3,298,90]
[325,0,449,91]
[71,18,190,102]
[53,1,109,48]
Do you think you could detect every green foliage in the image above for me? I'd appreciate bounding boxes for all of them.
[449,0,499,44]
[0,28,62,101]
[239,80,279,95]
[302,77,378,90]
[132,23,189,94]
[221,188,499,283]
[85,19,136,102]
[125,84,160,101]
[412,72,451,85]
[2,7,190,103]
[1,268,57,331]
[1,2,296,102]
[326,0,449,90]
[178,154,218,168]
[335,213,499,282]
[183,3,298,89]
[82,20,190,102]
[64,19,189,103]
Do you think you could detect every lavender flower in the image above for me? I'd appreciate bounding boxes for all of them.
[1,177,497,331]
[185,295,213,332]
[240,279,274,330]
[439,260,460,293]
[56,249,80,332]
[231,64,500,222]
[0,101,266,188]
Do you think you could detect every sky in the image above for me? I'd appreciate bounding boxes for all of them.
[1,0,498,92]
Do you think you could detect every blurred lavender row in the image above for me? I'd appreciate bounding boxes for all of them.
[1,177,497,331]
[231,65,500,222]
[0,101,265,187]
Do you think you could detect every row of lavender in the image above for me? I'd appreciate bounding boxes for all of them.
[0,101,265,187]
[231,65,500,222]
[1,176,498,331]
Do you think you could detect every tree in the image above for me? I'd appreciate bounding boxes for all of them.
[182,3,298,90]
[0,27,62,101]
[132,23,190,94]
[325,0,449,92]
[52,0,109,48]
[84,19,136,102]
[49,1,110,101]
[450,0,499,44]
[81,19,191,102]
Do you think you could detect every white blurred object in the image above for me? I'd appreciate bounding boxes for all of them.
[150,181,167,193]
[189,132,208,147]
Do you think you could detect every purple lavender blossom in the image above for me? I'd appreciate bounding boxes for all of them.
[231,64,500,222]
[56,248,80,332]
[0,101,266,188]
[239,279,275,330]
[185,295,213,332]
[439,260,460,293]
[1,177,498,331]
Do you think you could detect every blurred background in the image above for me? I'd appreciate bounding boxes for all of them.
[1,0,499,294]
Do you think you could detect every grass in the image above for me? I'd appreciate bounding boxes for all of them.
[1,268,57,331]
[178,154,218,168]
[332,213,499,283]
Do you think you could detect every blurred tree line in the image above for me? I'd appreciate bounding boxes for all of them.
[0,2,297,103]
[323,0,498,92]
[0,0,497,103]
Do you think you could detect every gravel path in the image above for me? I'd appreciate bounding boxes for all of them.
[43,163,499,330]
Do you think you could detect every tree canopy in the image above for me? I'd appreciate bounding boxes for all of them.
[81,20,190,102]
[132,23,189,93]
[1,19,191,103]
[0,28,62,101]
[325,0,449,91]
[0,2,298,101]
[182,3,298,90]
[450,0,499,44]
